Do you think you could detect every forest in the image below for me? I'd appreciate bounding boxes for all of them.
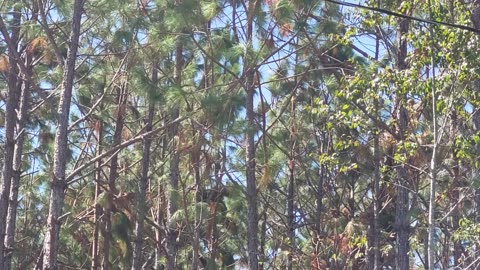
[1,0,480,269]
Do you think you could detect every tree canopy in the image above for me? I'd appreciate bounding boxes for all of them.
[0,0,480,269]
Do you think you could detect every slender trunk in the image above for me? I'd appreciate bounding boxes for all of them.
[131,91,155,269]
[4,55,32,270]
[287,158,295,270]
[316,165,324,232]
[368,19,381,270]
[165,38,183,270]
[42,0,83,268]
[155,133,167,270]
[191,140,202,270]
[395,13,410,270]
[368,97,381,270]
[245,70,259,270]
[192,44,208,269]
[102,86,127,270]
[313,131,326,269]
[0,8,21,269]
[394,78,410,270]
[315,130,327,233]
[426,6,438,267]
[447,109,461,267]
[208,156,223,264]
[287,99,296,270]
[427,102,437,270]
[259,211,267,270]
[245,1,260,268]
[91,120,103,270]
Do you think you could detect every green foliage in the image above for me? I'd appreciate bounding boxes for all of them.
[6,0,480,269]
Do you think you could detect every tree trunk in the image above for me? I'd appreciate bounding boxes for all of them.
[367,20,381,270]
[426,91,438,270]
[4,55,32,270]
[312,129,326,269]
[191,137,202,270]
[102,85,127,270]
[448,110,461,267]
[394,13,410,270]
[245,1,260,268]
[0,7,21,269]
[426,10,438,267]
[155,134,167,270]
[368,97,381,270]
[91,120,103,270]
[165,37,183,270]
[207,155,223,265]
[42,0,84,268]
[287,157,295,270]
[131,74,156,269]
[287,99,296,270]
[245,69,259,270]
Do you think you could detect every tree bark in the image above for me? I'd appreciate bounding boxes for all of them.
[394,14,411,270]
[102,85,127,270]
[0,7,21,269]
[426,4,438,266]
[190,136,202,270]
[165,37,183,270]
[312,128,326,270]
[91,120,103,270]
[368,20,381,270]
[286,99,296,270]
[4,54,32,270]
[41,0,84,268]
[245,1,260,268]
[155,133,167,270]
[245,66,259,270]
[131,69,156,269]
[287,158,295,270]
[207,155,223,265]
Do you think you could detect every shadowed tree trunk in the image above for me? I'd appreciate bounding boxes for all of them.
[244,1,261,268]
[102,85,128,270]
[426,2,438,266]
[4,54,32,270]
[165,37,183,270]
[449,110,462,267]
[42,0,84,268]
[394,13,411,270]
[190,134,202,270]
[207,153,224,265]
[311,126,327,270]
[245,69,259,269]
[0,7,21,269]
[131,67,156,270]
[91,119,103,270]
[155,132,167,270]
[287,96,297,270]
[367,20,382,270]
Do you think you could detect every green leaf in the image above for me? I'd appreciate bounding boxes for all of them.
[201,0,220,20]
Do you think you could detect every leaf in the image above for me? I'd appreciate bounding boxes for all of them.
[258,163,271,192]
[0,54,8,72]
[201,0,220,20]
[279,23,292,37]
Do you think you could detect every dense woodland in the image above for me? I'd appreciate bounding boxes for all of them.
[3,0,480,269]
